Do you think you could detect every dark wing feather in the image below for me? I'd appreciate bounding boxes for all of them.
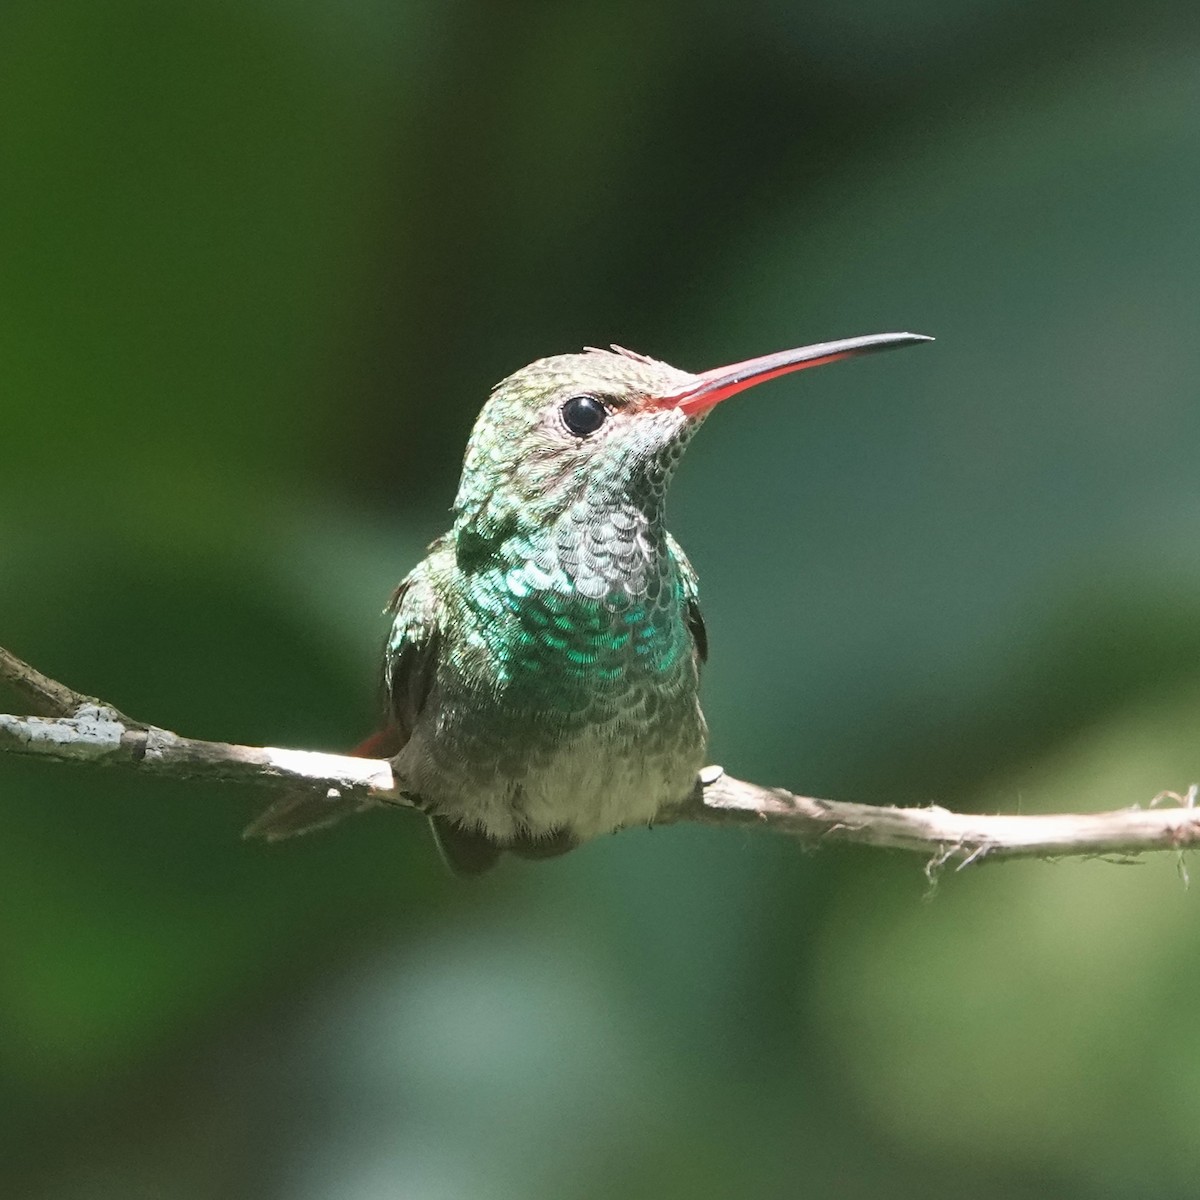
[685,596,708,666]
[385,580,441,746]
[243,551,444,842]
[667,532,707,668]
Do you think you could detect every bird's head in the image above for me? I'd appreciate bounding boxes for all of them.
[452,332,932,553]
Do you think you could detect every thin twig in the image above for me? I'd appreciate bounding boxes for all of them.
[0,645,143,726]
[1,643,1198,867]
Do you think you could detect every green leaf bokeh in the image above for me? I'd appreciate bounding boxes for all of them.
[3,2,1200,1196]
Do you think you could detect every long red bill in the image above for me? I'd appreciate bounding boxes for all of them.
[658,331,933,415]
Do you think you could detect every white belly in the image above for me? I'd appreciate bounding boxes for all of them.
[394,709,706,843]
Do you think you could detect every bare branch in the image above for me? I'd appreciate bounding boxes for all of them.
[2,643,1199,868]
[664,771,1200,865]
[0,707,396,800]
[0,645,143,726]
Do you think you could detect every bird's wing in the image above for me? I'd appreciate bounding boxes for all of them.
[242,543,447,842]
[388,541,504,874]
[667,532,707,667]
[383,546,445,744]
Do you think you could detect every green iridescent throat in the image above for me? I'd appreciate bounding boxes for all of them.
[457,547,692,696]
[446,365,700,708]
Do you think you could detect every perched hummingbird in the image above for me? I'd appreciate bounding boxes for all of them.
[246,332,931,872]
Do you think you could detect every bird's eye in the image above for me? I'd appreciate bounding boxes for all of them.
[561,394,608,437]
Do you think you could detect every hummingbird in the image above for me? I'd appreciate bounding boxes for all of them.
[246,332,932,872]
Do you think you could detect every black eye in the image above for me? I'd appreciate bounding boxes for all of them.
[561,394,607,437]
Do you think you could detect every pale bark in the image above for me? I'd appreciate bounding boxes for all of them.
[2,644,1196,871]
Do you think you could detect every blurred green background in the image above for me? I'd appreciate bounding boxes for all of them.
[3,1,1200,1196]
